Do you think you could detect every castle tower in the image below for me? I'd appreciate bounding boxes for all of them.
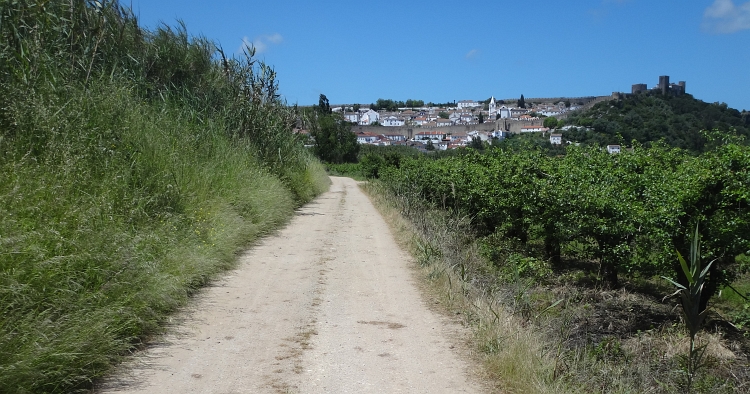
[489,96,496,118]
[659,75,670,95]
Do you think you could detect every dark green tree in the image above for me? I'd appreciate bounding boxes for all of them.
[438,111,449,119]
[518,94,526,109]
[317,94,331,114]
[310,100,359,163]
[469,136,484,150]
[478,113,484,124]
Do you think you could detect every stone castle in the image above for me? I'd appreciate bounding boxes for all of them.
[631,75,685,96]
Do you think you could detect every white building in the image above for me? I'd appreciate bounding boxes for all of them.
[356,132,379,144]
[358,109,380,126]
[607,145,621,154]
[498,105,512,119]
[457,100,481,110]
[550,133,562,145]
[541,110,563,117]
[381,116,405,127]
[489,97,497,118]
[520,125,549,133]
[343,112,359,123]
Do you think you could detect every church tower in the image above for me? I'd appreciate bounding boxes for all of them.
[489,96,496,118]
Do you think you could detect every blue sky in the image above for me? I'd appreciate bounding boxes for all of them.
[130,0,749,111]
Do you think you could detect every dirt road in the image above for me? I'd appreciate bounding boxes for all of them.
[98,177,483,393]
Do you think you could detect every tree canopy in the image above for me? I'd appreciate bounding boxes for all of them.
[518,94,526,109]
[564,92,750,151]
[310,95,359,163]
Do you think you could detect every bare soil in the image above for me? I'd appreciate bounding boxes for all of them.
[96,177,484,393]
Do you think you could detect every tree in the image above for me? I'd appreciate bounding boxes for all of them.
[425,140,435,151]
[518,94,526,109]
[543,117,558,129]
[353,103,361,112]
[478,113,484,124]
[317,94,331,114]
[310,95,359,163]
[469,136,484,150]
[438,111,449,119]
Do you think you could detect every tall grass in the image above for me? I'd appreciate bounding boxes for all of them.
[0,1,328,391]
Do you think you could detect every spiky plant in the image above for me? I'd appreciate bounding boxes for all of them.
[663,223,715,392]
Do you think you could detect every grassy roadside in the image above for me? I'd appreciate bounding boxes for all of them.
[0,2,330,391]
[361,181,565,393]
[0,83,329,392]
[361,180,748,393]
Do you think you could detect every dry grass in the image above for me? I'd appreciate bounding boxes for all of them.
[361,181,567,394]
[360,180,750,394]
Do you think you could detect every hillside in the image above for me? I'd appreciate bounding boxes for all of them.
[562,92,750,151]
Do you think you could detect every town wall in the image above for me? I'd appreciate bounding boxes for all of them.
[352,118,546,138]
[496,96,599,105]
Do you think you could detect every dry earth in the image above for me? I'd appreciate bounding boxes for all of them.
[97,176,485,393]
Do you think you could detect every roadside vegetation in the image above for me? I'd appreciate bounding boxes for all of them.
[360,139,750,393]
[0,1,328,392]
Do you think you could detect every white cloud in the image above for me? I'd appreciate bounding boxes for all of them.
[702,0,750,34]
[240,33,283,54]
[465,49,479,59]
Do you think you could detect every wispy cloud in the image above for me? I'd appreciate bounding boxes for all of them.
[465,49,479,60]
[588,0,630,22]
[702,0,750,34]
[240,33,283,54]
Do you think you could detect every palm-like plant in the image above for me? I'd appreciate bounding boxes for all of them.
[663,224,715,392]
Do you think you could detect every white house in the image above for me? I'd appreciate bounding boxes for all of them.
[521,125,549,133]
[541,110,563,117]
[448,132,469,143]
[358,109,380,126]
[384,134,407,142]
[343,112,359,123]
[457,100,481,110]
[381,116,405,127]
[414,131,447,141]
[550,133,563,145]
[356,132,379,144]
[607,145,621,154]
[498,105,512,119]
[490,130,507,140]
[511,108,529,118]
[436,119,453,127]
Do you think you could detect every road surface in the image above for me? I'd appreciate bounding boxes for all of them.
[98,176,484,393]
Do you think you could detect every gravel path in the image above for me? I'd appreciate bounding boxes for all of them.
[97,177,483,393]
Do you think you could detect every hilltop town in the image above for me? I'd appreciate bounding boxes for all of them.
[306,75,690,152]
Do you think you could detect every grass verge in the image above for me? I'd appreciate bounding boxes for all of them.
[361,180,749,394]
[0,83,329,392]
[361,181,565,393]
